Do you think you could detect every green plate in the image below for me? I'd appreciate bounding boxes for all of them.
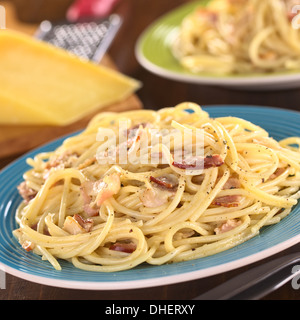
[135,1,300,90]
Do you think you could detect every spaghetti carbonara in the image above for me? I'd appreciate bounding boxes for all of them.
[14,103,300,272]
[172,0,300,74]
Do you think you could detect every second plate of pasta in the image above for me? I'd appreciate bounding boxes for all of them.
[135,0,300,89]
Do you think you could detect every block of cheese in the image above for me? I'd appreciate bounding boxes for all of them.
[0,30,141,126]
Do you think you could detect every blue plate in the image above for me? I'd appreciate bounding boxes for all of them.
[0,105,299,290]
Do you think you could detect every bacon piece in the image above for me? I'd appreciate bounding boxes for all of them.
[81,173,121,216]
[63,214,93,235]
[45,151,78,170]
[222,177,241,190]
[22,240,35,252]
[172,154,224,170]
[199,154,224,168]
[81,181,100,216]
[109,242,136,254]
[104,126,147,164]
[74,214,93,231]
[127,123,149,139]
[17,181,37,204]
[285,0,299,21]
[196,8,218,24]
[43,151,79,180]
[125,126,147,153]
[269,167,285,180]
[140,188,170,208]
[212,195,242,207]
[260,51,277,61]
[30,222,50,236]
[141,175,178,208]
[150,174,178,190]
[214,219,242,235]
[83,204,99,217]
[287,11,297,21]
[96,173,121,205]
[173,229,195,241]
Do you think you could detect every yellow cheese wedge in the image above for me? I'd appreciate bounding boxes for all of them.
[0,30,141,126]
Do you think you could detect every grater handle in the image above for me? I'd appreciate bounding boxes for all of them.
[67,0,121,22]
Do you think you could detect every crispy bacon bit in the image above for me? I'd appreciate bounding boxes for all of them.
[63,214,93,235]
[201,154,224,168]
[109,242,137,253]
[214,219,242,235]
[150,174,178,190]
[172,154,224,170]
[74,214,93,231]
[22,240,35,252]
[212,195,242,207]
[17,181,37,204]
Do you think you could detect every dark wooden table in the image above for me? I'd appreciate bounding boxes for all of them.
[1,0,300,300]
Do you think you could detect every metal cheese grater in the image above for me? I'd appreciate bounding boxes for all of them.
[35,14,122,63]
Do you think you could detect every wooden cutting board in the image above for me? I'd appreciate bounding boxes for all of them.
[0,1,142,158]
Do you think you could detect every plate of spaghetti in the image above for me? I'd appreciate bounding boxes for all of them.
[135,0,300,89]
[0,103,299,290]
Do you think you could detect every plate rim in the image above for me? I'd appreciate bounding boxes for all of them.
[0,233,299,290]
[135,1,300,87]
[0,234,300,291]
[0,105,300,290]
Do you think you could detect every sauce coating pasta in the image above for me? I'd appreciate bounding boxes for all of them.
[14,103,300,271]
